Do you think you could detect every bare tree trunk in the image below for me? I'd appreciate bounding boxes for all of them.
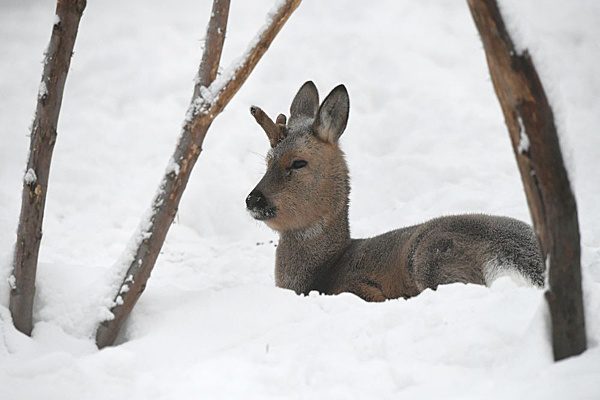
[95,0,301,349]
[9,0,87,336]
[466,0,586,361]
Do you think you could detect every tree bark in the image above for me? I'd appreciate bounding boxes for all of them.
[95,0,301,349]
[466,0,586,361]
[9,0,87,336]
[195,0,230,95]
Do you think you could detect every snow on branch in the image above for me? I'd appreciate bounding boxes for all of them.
[195,0,230,96]
[185,0,301,124]
[95,0,301,349]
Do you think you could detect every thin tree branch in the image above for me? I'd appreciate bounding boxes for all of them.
[194,0,230,96]
[95,0,301,348]
[467,0,586,361]
[9,0,87,336]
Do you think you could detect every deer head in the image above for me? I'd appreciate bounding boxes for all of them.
[246,81,351,234]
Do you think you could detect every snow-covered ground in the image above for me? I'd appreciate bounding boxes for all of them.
[1,0,599,398]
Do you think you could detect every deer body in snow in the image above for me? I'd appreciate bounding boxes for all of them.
[246,81,544,301]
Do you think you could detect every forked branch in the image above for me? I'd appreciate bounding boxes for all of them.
[467,0,586,361]
[95,0,301,348]
[10,0,87,336]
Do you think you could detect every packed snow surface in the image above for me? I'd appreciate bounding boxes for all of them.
[1,0,599,399]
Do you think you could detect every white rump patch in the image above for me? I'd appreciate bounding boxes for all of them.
[483,258,533,287]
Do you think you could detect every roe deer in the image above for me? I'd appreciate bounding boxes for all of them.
[246,81,544,301]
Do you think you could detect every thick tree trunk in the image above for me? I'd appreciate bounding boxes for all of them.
[95,0,301,349]
[9,0,87,336]
[466,0,586,361]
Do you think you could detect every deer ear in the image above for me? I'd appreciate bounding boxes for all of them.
[313,84,349,143]
[289,81,319,121]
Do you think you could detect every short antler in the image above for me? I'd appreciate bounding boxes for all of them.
[250,106,287,147]
[276,113,286,125]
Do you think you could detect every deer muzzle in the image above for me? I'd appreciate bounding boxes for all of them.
[246,189,276,220]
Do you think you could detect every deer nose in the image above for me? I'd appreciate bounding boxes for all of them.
[246,189,268,210]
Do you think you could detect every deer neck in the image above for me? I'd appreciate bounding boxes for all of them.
[275,206,350,295]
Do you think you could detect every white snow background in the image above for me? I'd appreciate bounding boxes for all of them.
[1,0,599,398]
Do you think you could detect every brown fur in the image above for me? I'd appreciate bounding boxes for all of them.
[246,81,545,301]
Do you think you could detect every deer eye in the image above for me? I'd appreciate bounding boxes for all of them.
[291,160,308,169]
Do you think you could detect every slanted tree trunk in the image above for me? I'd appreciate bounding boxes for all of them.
[10,0,87,336]
[467,0,586,361]
[95,0,301,349]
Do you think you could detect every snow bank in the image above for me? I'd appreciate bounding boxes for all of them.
[0,0,598,398]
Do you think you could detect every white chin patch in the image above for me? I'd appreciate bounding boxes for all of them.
[249,210,263,220]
